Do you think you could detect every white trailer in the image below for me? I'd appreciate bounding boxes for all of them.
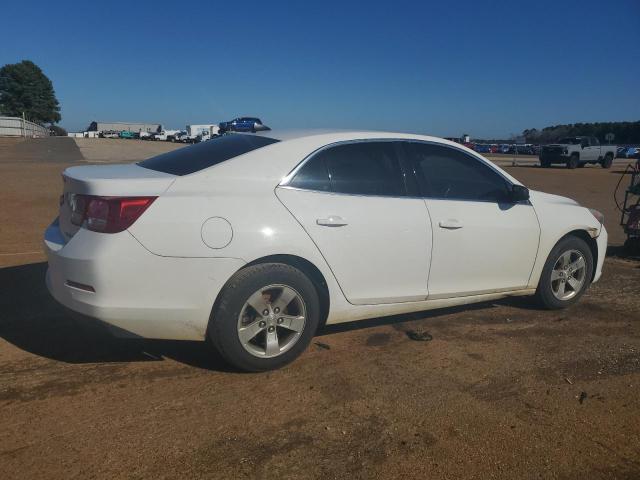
[185,124,220,142]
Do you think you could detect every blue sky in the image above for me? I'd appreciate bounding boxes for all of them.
[1,0,639,137]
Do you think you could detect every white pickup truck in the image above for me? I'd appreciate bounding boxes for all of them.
[539,136,616,169]
[152,129,181,142]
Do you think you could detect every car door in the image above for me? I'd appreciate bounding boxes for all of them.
[581,137,596,161]
[589,137,601,160]
[276,141,433,305]
[402,141,540,299]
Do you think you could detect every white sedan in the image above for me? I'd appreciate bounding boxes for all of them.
[45,131,607,371]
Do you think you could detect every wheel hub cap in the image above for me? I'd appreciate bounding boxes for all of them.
[551,249,587,301]
[236,284,307,358]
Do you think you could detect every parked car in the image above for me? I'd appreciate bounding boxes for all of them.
[99,130,119,139]
[174,131,189,143]
[499,144,511,154]
[539,136,617,169]
[474,144,490,153]
[119,131,135,139]
[45,131,607,371]
[620,146,639,159]
[219,117,269,133]
[138,131,153,140]
[616,146,628,158]
[514,144,535,155]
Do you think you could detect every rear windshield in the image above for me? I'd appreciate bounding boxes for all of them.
[138,134,280,175]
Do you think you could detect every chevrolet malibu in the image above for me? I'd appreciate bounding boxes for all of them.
[45,131,607,371]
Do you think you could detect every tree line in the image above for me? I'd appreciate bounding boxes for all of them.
[523,121,640,145]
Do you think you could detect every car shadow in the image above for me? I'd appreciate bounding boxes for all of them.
[0,262,558,371]
[607,245,640,262]
[0,262,235,372]
[317,295,543,337]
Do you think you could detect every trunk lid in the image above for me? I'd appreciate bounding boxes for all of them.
[59,164,176,241]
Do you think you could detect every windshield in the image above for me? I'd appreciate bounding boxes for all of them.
[558,137,582,145]
[138,134,279,175]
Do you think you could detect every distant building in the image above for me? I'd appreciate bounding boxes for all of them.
[86,121,162,133]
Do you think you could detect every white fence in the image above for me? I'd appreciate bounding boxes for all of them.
[0,116,49,137]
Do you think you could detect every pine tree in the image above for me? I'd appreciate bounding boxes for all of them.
[0,60,61,124]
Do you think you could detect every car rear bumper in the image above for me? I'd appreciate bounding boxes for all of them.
[44,220,245,340]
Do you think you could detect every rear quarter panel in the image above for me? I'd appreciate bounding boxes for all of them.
[127,140,352,322]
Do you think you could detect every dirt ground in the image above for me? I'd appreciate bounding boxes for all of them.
[0,138,638,479]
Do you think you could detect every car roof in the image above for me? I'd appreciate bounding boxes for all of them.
[250,128,451,144]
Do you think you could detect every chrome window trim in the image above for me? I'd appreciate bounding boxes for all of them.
[279,138,528,204]
[277,185,530,206]
[277,184,419,201]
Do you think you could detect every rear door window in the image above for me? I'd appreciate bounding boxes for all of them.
[405,142,510,202]
[289,142,406,196]
[138,134,279,175]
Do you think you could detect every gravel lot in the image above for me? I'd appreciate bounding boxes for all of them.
[0,138,638,479]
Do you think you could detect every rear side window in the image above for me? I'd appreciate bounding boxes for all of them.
[291,142,405,196]
[406,143,510,202]
[138,134,279,175]
[289,154,330,192]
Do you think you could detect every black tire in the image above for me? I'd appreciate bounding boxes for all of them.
[208,263,320,372]
[535,235,594,309]
[567,154,579,169]
[624,237,640,253]
[577,162,586,168]
[540,159,550,168]
[601,153,613,169]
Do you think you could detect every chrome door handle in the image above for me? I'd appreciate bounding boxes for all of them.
[439,219,463,230]
[316,216,348,227]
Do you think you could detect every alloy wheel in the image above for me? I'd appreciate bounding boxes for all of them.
[550,249,587,301]
[236,284,307,358]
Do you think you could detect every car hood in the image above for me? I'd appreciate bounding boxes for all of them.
[529,190,580,207]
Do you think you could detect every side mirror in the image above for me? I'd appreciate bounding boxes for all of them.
[509,184,530,202]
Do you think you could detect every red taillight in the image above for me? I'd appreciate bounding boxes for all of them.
[70,195,156,233]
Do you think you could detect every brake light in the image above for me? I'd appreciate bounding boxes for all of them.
[70,195,156,233]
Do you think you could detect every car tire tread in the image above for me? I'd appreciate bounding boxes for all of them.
[535,235,594,310]
[208,262,320,372]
